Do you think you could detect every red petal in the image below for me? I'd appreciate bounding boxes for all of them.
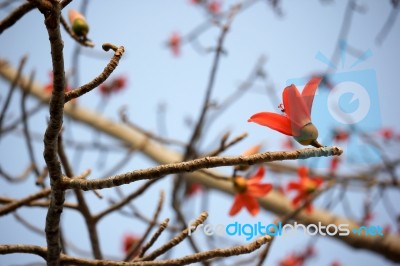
[248,167,265,184]
[247,183,272,197]
[306,203,313,213]
[292,194,303,206]
[301,77,322,115]
[283,85,311,135]
[242,194,260,216]
[287,181,300,190]
[297,166,308,179]
[248,112,293,136]
[313,177,324,187]
[229,195,245,216]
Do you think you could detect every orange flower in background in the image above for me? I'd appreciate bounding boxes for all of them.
[168,32,181,56]
[287,166,323,213]
[248,77,322,147]
[99,75,127,96]
[122,233,140,255]
[229,167,272,216]
[235,144,262,171]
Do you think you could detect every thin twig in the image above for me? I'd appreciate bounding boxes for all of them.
[140,212,209,261]
[57,132,103,259]
[206,132,248,157]
[125,190,165,261]
[94,178,160,221]
[64,45,125,102]
[0,188,51,216]
[0,55,27,136]
[139,218,170,258]
[0,2,34,34]
[21,70,40,177]
[0,163,34,183]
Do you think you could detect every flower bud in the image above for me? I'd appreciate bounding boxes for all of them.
[68,10,89,38]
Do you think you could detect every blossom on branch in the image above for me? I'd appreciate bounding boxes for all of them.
[229,167,272,216]
[287,166,323,213]
[248,77,322,147]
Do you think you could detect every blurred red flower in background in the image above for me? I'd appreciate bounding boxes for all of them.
[99,75,127,96]
[44,71,72,94]
[229,167,272,216]
[168,32,181,56]
[287,166,323,213]
[208,0,221,14]
[122,233,140,255]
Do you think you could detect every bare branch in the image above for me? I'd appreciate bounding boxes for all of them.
[62,146,343,190]
[64,45,125,102]
[0,2,35,34]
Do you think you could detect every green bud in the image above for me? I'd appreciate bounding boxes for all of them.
[294,123,319,146]
[72,18,89,38]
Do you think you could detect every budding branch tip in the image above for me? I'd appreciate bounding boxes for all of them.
[102,43,118,52]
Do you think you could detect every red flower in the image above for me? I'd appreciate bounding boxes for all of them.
[331,260,341,266]
[235,144,262,171]
[168,32,181,56]
[191,0,203,4]
[287,166,323,213]
[229,167,272,216]
[122,233,140,254]
[208,0,221,14]
[184,182,202,197]
[248,77,322,147]
[99,75,127,96]
[279,254,304,266]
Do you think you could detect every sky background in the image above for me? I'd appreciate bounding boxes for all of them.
[0,0,400,265]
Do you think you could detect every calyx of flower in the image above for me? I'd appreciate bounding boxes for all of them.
[233,177,247,193]
[294,122,321,147]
